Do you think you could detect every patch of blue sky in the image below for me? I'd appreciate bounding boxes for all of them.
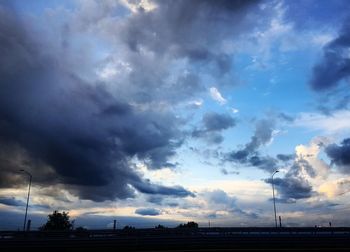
[284,0,350,29]
[236,53,316,112]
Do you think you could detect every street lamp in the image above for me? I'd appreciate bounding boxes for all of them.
[271,170,279,228]
[19,169,32,231]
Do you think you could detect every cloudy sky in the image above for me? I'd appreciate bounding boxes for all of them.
[1,0,350,230]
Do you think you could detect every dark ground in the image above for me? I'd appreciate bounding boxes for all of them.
[1,227,350,251]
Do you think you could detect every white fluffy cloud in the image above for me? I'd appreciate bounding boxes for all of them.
[209,87,227,105]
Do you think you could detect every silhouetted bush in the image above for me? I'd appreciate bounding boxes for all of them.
[177,221,198,228]
[75,226,89,237]
[155,224,166,229]
[40,210,73,231]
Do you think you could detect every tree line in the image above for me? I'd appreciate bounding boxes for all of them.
[39,210,198,231]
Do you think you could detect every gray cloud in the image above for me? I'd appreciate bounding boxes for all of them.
[310,19,350,91]
[0,197,26,207]
[135,207,161,216]
[277,113,295,123]
[192,112,236,144]
[103,0,272,104]
[276,154,295,162]
[146,195,179,207]
[0,197,50,209]
[265,159,315,203]
[202,112,237,132]
[225,118,278,172]
[131,178,195,197]
[122,0,262,67]
[220,168,239,175]
[0,4,193,202]
[248,155,278,172]
[205,190,258,219]
[325,138,350,173]
[316,91,350,114]
[268,176,313,202]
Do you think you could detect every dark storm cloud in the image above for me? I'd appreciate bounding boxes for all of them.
[192,112,236,144]
[0,5,193,202]
[310,19,350,91]
[325,138,350,173]
[135,207,161,216]
[224,119,278,172]
[131,178,195,197]
[0,0,270,202]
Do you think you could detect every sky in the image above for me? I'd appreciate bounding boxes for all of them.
[1,0,350,230]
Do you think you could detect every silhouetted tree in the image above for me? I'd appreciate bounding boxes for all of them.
[177,221,198,228]
[40,210,73,231]
[121,225,136,235]
[155,224,165,229]
[122,225,136,230]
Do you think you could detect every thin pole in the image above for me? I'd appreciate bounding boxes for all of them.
[272,170,279,228]
[21,170,32,231]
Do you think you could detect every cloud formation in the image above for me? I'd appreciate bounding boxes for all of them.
[135,207,161,216]
[192,112,236,144]
[265,160,314,203]
[310,19,350,91]
[225,118,278,172]
[0,197,50,209]
[121,0,262,66]
[205,189,258,219]
[0,197,26,207]
[264,137,331,203]
[209,87,227,105]
[0,4,193,202]
[325,138,350,173]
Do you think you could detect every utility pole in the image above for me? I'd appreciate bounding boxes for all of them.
[279,216,282,228]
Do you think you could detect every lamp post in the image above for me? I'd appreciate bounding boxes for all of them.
[20,169,32,231]
[271,170,279,228]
